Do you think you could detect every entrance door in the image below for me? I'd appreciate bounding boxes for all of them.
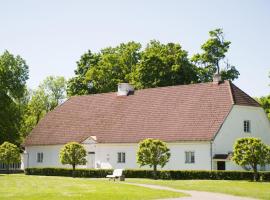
[87,152,95,168]
[217,161,225,170]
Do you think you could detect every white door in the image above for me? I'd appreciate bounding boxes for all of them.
[87,152,95,168]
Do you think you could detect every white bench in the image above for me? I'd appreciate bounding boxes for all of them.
[106,169,124,181]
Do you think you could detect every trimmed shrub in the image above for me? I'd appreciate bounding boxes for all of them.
[124,170,255,180]
[25,168,113,178]
[0,169,23,174]
[260,172,270,182]
[24,167,270,181]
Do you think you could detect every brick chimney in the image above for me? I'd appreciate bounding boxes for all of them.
[213,73,222,84]
[117,83,134,96]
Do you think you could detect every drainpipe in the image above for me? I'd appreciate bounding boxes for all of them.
[27,153,29,168]
[210,141,213,171]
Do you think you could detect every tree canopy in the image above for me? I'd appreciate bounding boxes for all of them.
[232,137,270,181]
[256,95,270,120]
[0,51,29,145]
[59,142,87,174]
[0,142,21,172]
[132,41,198,89]
[192,28,239,82]
[137,138,170,179]
[255,72,270,120]
[68,29,239,96]
[20,76,67,138]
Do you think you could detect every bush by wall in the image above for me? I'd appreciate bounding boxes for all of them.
[24,168,270,181]
[0,169,24,174]
[25,168,113,178]
[123,169,256,180]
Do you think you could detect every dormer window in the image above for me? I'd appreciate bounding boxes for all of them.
[244,120,250,133]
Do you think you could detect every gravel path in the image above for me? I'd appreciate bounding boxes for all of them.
[125,182,256,200]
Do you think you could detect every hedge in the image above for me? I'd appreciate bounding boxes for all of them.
[25,168,113,178]
[123,169,256,180]
[0,170,24,174]
[24,167,270,181]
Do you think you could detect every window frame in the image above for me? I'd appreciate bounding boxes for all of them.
[117,152,126,163]
[244,120,251,133]
[37,152,43,163]
[185,151,195,164]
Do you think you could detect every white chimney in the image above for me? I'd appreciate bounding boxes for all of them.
[117,83,134,96]
[213,73,222,84]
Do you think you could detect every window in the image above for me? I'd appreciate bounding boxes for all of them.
[117,152,125,163]
[185,151,195,163]
[244,120,251,133]
[37,152,43,163]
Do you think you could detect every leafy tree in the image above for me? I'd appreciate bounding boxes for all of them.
[67,50,101,95]
[256,96,270,120]
[84,42,141,94]
[68,41,198,95]
[20,76,66,138]
[0,142,21,173]
[0,51,29,144]
[19,89,50,138]
[40,76,67,109]
[132,40,198,89]
[59,142,87,176]
[192,28,239,82]
[255,73,270,120]
[232,137,270,181]
[137,138,170,179]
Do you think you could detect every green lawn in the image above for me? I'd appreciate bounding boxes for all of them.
[127,178,270,199]
[0,174,185,200]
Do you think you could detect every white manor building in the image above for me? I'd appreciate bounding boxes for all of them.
[22,78,270,171]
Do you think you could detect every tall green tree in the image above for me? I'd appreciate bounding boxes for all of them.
[20,76,66,138]
[255,72,270,120]
[137,138,170,179]
[0,51,29,144]
[232,137,270,181]
[67,50,101,95]
[68,42,142,95]
[19,89,50,138]
[59,142,87,176]
[132,40,197,89]
[40,76,67,109]
[85,42,141,93]
[67,41,198,95]
[0,142,21,173]
[192,28,239,82]
[256,95,270,120]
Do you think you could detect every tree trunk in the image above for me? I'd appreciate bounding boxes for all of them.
[6,163,10,174]
[72,164,76,178]
[153,165,157,180]
[253,164,259,181]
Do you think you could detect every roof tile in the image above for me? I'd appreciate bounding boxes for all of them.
[24,81,259,146]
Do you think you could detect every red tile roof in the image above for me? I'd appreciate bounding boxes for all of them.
[24,81,260,146]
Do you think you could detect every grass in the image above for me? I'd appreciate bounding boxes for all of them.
[127,178,270,199]
[0,174,185,200]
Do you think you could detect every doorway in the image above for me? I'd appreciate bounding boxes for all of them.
[217,161,225,170]
[87,152,95,168]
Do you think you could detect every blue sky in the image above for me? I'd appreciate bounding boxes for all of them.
[0,0,269,97]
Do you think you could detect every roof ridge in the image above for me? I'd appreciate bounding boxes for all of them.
[71,81,225,98]
[229,82,260,107]
[227,81,235,105]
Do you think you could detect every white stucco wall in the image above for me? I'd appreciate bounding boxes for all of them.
[23,142,211,170]
[213,105,270,170]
